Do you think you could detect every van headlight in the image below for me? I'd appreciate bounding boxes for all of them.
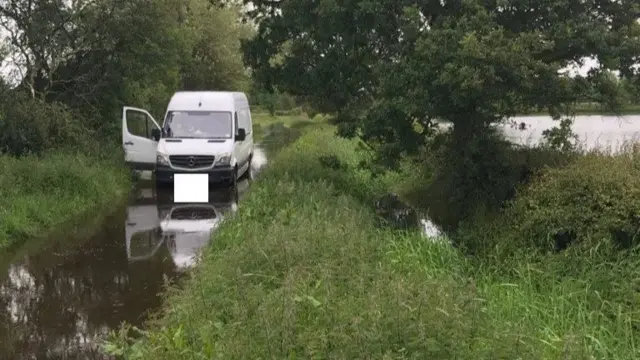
[156,151,170,166]
[215,153,232,167]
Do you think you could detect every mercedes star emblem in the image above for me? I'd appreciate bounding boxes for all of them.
[188,156,196,167]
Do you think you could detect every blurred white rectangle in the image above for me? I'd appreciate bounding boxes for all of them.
[174,174,208,203]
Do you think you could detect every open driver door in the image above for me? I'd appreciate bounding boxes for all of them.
[122,106,162,170]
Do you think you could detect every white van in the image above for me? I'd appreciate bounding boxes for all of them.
[122,91,254,188]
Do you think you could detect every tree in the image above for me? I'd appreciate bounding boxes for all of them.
[0,0,252,141]
[0,0,189,134]
[243,0,640,165]
[179,0,254,92]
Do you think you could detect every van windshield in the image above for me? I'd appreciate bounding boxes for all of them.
[163,111,233,139]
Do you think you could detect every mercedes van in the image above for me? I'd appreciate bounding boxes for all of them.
[122,91,254,188]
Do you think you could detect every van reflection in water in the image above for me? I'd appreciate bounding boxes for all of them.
[125,187,240,269]
[0,165,253,359]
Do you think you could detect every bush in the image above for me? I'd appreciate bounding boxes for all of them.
[0,95,94,156]
[451,142,640,258]
[418,127,573,233]
[500,147,640,252]
[301,102,318,119]
[249,89,299,116]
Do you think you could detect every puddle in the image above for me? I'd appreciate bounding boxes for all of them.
[0,147,266,359]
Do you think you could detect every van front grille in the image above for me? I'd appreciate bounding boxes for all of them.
[169,155,215,169]
[170,207,217,220]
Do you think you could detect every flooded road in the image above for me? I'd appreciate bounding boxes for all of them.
[0,149,266,359]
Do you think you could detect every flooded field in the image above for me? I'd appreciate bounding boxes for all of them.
[501,114,640,152]
[0,149,266,359]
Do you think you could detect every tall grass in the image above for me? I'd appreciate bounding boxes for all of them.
[105,126,640,359]
[0,151,130,249]
[251,112,328,148]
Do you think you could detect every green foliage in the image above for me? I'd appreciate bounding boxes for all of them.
[621,77,640,104]
[242,0,640,245]
[244,0,640,166]
[318,154,348,170]
[266,126,401,202]
[0,0,251,146]
[106,128,640,359]
[104,129,471,359]
[0,152,130,249]
[249,87,299,116]
[499,148,640,253]
[413,127,573,232]
[44,0,189,135]
[251,112,327,154]
[0,95,93,156]
[179,0,253,92]
[541,118,578,151]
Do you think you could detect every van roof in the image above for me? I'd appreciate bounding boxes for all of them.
[167,91,248,112]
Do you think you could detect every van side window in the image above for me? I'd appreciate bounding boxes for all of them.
[238,109,251,134]
[245,109,252,134]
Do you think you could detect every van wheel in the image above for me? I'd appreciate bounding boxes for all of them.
[228,167,238,189]
[240,155,253,181]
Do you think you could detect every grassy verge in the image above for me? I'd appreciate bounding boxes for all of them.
[252,112,329,155]
[0,151,130,250]
[106,126,640,359]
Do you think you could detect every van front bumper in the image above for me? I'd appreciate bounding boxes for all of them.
[155,164,235,184]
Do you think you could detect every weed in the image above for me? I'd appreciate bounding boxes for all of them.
[0,151,130,249]
[105,126,640,359]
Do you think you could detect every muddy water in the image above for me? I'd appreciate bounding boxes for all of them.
[0,148,267,360]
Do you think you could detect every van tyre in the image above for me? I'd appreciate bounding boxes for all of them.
[228,168,238,189]
[239,155,253,181]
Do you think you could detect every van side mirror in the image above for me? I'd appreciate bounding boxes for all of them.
[151,128,161,141]
[235,128,246,141]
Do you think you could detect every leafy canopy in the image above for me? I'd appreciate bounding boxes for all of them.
[0,0,252,136]
[243,0,640,162]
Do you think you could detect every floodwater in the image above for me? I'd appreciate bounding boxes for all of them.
[0,148,267,360]
[437,115,640,152]
[501,114,640,152]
